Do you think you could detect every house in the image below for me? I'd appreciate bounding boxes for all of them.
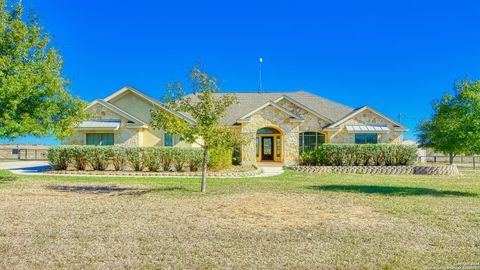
[63,86,408,165]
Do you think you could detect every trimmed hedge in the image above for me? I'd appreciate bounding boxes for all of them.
[48,146,205,172]
[300,144,418,166]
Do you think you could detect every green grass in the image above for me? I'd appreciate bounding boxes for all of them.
[0,169,479,269]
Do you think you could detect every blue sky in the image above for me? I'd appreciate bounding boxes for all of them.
[3,0,480,145]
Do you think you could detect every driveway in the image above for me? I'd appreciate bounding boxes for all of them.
[0,160,51,173]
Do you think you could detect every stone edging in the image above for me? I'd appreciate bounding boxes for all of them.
[44,165,262,178]
[289,165,459,176]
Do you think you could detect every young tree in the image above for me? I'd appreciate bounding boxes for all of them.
[417,80,480,164]
[0,0,87,140]
[150,67,239,192]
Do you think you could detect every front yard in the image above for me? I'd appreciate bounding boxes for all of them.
[0,169,479,269]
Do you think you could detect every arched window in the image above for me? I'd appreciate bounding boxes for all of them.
[299,132,325,153]
[257,127,280,134]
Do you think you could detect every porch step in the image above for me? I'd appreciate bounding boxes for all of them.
[254,164,285,177]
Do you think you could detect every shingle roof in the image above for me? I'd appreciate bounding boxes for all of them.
[199,90,354,125]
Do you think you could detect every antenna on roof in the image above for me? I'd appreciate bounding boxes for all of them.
[258,57,263,93]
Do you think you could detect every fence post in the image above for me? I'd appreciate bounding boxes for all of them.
[473,156,476,169]
[35,150,37,160]
[25,149,28,160]
[434,156,437,163]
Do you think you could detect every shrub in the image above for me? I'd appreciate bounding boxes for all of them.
[188,149,203,172]
[395,144,418,165]
[172,148,190,172]
[144,147,161,172]
[86,146,112,171]
[125,147,145,171]
[47,145,209,172]
[159,147,175,171]
[47,146,72,170]
[208,147,233,171]
[111,147,127,171]
[301,144,418,166]
[70,146,89,170]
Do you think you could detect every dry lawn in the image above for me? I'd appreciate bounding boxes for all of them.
[0,169,479,269]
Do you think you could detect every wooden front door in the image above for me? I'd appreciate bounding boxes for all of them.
[261,136,274,161]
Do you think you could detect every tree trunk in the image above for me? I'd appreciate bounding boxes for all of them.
[448,153,455,165]
[201,147,209,193]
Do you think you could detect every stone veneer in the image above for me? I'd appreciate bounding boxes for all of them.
[291,165,460,176]
[330,110,403,144]
[238,100,404,166]
[240,99,328,165]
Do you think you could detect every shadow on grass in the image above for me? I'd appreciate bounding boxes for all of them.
[308,185,477,197]
[121,186,189,196]
[0,175,18,183]
[47,185,189,195]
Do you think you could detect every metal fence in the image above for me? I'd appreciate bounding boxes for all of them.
[419,155,478,169]
[0,148,49,161]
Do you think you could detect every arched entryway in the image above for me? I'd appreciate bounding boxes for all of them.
[256,127,283,162]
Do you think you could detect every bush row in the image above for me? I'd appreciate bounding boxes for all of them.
[300,144,418,166]
[48,146,211,172]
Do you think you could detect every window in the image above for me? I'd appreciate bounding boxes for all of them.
[299,132,325,153]
[355,133,378,144]
[164,133,174,147]
[86,133,114,145]
[276,137,281,158]
[257,127,280,134]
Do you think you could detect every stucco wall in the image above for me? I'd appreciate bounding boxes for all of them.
[63,128,143,146]
[143,128,163,146]
[143,128,195,147]
[110,92,154,123]
[63,103,143,146]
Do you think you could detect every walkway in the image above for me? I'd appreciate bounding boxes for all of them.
[255,163,285,177]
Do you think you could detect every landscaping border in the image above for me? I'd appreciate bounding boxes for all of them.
[290,165,459,176]
[44,166,262,178]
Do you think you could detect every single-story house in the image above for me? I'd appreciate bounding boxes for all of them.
[63,86,408,165]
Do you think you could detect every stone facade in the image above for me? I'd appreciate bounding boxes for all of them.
[238,100,405,166]
[330,110,403,144]
[240,99,329,165]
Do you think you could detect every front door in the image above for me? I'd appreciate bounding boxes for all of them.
[261,136,274,161]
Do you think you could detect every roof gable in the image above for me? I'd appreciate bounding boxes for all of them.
[327,106,408,130]
[103,86,195,124]
[238,101,303,121]
[273,95,334,123]
[86,99,148,126]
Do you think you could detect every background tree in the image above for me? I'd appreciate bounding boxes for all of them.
[151,67,239,192]
[417,80,480,164]
[0,0,87,140]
